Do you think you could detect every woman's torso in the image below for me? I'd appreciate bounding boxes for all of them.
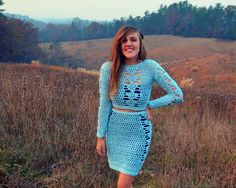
[110,60,154,111]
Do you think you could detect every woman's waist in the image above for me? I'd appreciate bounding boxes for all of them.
[111,97,150,111]
[112,106,146,112]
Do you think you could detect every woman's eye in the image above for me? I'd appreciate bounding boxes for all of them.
[131,38,137,42]
[122,39,127,43]
[122,37,138,44]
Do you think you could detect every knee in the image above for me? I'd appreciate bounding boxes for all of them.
[117,172,134,188]
[117,183,130,188]
[117,181,132,188]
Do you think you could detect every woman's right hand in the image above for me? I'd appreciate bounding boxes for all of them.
[96,137,106,157]
[146,107,153,121]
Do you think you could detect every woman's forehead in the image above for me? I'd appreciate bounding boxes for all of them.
[124,31,139,38]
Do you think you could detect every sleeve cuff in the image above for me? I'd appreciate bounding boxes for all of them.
[147,101,152,109]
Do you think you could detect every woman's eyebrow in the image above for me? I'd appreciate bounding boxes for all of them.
[130,36,138,39]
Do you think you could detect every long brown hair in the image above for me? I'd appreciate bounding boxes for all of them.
[108,25,147,98]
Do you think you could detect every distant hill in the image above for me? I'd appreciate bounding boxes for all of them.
[39,35,236,95]
[39,17,74,24]
[4,13,47,30]
[4,13,95,30]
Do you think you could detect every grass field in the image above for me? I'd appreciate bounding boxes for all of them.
[0,63,235,187]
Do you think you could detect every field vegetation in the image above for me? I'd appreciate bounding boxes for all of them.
[0,63,235,187]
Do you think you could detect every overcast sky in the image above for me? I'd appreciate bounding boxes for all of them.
[3,0,236,21]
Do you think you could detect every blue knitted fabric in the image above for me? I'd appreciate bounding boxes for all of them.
[106,108,152,176]
[97,59,183,138]
[96,59,183,175]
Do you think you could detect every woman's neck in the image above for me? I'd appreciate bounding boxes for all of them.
[125,58,139,65]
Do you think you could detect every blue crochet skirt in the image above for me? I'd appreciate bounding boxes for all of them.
[105,108,152,176]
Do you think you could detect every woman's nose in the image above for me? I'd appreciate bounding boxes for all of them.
[126,39,132,45]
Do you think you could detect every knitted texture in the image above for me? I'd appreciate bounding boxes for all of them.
[97,59,183,138]
[106,108,152,176]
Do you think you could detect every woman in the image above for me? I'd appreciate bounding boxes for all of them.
[96,25,183,188]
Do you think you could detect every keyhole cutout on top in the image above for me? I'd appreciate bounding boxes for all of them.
[134,70,141,76]
[125,79,131,85]
[134,69,141,85]
[134,78,141,85]
[124,72,131,78]
[124,69,141,86]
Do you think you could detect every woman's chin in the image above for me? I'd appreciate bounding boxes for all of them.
[124,55,138,61]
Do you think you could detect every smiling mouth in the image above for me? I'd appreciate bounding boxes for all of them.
[125,48,135,52]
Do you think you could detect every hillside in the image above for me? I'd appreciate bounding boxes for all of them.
[40,35,236,95]
[4,13,47,30]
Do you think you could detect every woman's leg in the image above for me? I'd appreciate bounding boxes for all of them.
[117,172,135,188]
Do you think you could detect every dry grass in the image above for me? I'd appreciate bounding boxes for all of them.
[180,78,194,88]
[0,63,235,187]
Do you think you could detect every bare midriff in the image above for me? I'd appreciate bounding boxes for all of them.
[112,106,144,112]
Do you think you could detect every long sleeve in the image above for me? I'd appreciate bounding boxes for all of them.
[96,62,112,138]
[148,61,184,109]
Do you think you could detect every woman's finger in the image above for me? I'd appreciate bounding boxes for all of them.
[149,115,152,121]
[101,146,106,156]
[147,111,152,121]
[96,146,106,157]
[97,149,103,156]
[96,148,102,156]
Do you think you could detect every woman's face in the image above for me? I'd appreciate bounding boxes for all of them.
[121,31,140,61]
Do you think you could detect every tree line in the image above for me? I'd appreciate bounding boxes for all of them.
[0,0,41,63]
[1,0,236,64]
[39,1,236,42]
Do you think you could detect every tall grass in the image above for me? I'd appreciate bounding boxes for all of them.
[0,63,235,187]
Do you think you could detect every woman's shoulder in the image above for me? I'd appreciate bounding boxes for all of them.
[143,59,161,68]
[100,61,112,71]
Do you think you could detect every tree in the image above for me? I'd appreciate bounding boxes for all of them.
[0,17,41,63]
[174,1,194,36]
[166,3,181,34]
[0,0,4,15]
[206,4,224,37]
[222,5,236,40]
[191,7,208,37]
[69,17,91,40]
[36,1,236,42]
[39,23,70,42]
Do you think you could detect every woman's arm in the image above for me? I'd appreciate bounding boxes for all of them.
[147,60,184,109]
[96,62,112,138]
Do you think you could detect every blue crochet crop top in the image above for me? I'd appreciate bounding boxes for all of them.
[97,59,184,138]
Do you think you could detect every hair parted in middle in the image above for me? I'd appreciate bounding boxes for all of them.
[108,25,147,98]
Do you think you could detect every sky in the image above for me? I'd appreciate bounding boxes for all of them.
[2,0,236,21]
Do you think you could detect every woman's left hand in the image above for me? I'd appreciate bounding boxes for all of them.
[146,107,152,121]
